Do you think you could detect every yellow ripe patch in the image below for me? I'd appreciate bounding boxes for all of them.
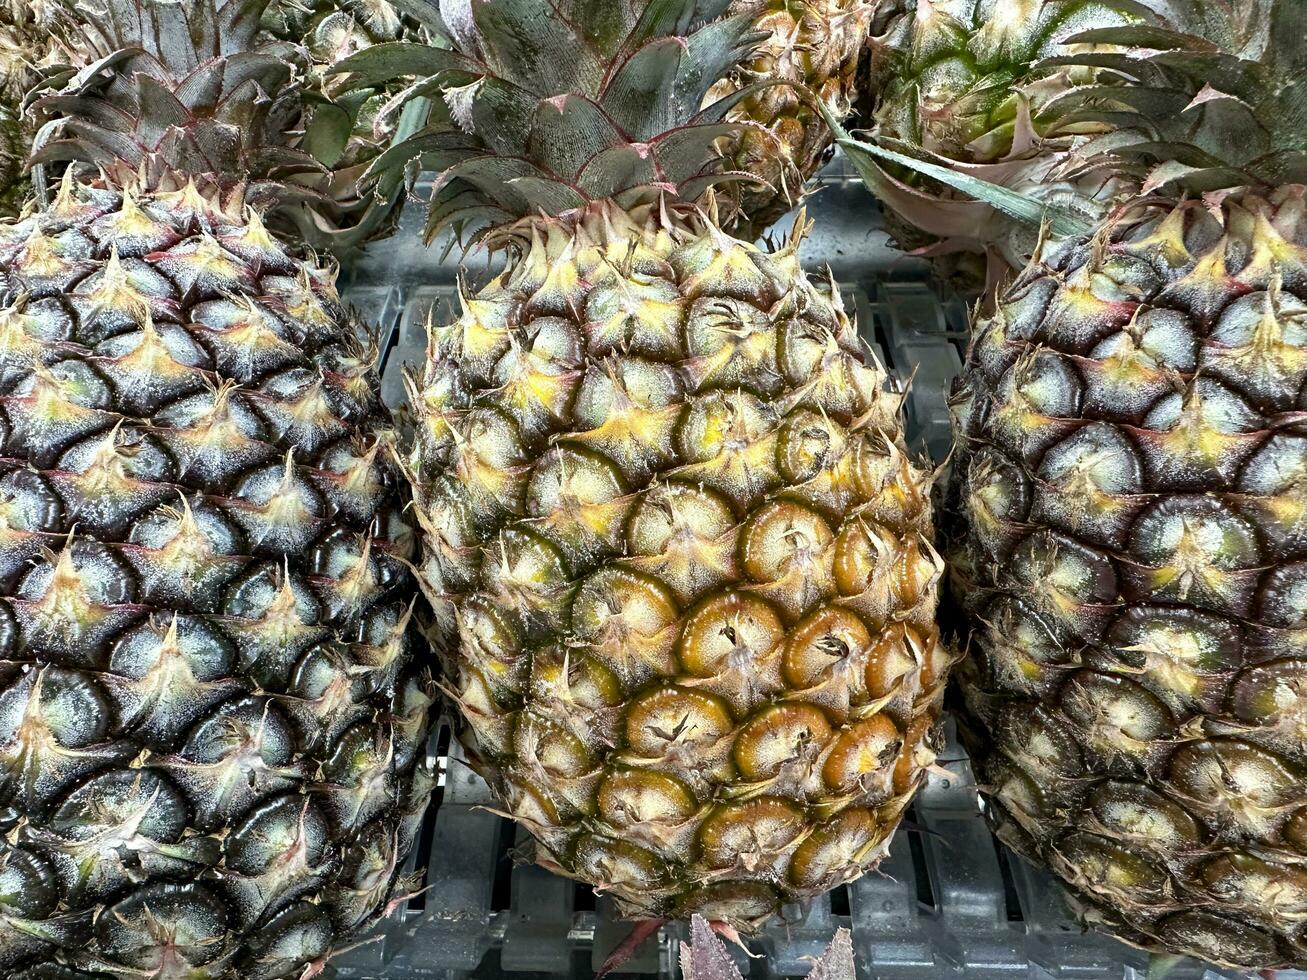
[1241,211,1307,287]
[107,187,166,240]
[230,207,282,255]
[1098,343,1163,387]
[78,247,152,324]
[18,227,70,278]
[1156,395,1254,468]
[454,439,522,503]
[679,238,771,302]
[1140,514,1249,606]
[110,317,197,386]
[570,396,681,459]
[1164,247,1233,313]
[456,305,510,363]
[496,343,577,422]
[1123,204,1193,269]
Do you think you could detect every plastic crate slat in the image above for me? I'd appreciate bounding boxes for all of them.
[501,827,576,973]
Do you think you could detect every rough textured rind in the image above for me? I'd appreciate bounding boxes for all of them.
[409,200,948,929]
[0,176,432,979]
[950,189,1307,970]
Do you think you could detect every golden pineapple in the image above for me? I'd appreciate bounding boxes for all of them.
[350,0,950,929]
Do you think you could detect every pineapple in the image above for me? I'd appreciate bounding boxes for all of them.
[353,0,949,930]
[0,0,78,217]
[0,0,432,976]
[949,0,1307,967]
[859,0,1156,289]
[706,0,875,238]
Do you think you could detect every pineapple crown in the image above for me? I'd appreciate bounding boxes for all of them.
[831,0,1307,248]
[29,0,324,200]
[1040,0,1307,192]
[334,0,771,244]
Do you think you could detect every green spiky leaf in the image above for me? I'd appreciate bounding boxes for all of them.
[816,101,1092,239]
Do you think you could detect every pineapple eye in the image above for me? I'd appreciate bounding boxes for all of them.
[624,685,733,758]
[1052,831,1174,905]
[1167,739,1303,838]
[0,843,59,921]
[696,797,805,871]
[571,833,670,891]
[1260,562,1307,628]
[597,769,696,829]
[94,883,231,972]
[679,591,783,678]
[820,714,902,798]
[782,605,872,689]
[1155,910,1279,968]
[789,807,884,890]
[1087,781,1203,851]
[733,703,833,782]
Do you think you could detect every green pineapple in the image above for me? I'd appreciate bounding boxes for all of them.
[343,0,950,931]
[0,0,432,975]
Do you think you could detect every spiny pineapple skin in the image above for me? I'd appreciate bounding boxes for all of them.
[0,178,431,979]
[410,201,947,929]
[707,0,873,237]
[952,189,1307,969]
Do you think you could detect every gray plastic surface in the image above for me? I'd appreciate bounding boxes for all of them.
[331,155,1298,980]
